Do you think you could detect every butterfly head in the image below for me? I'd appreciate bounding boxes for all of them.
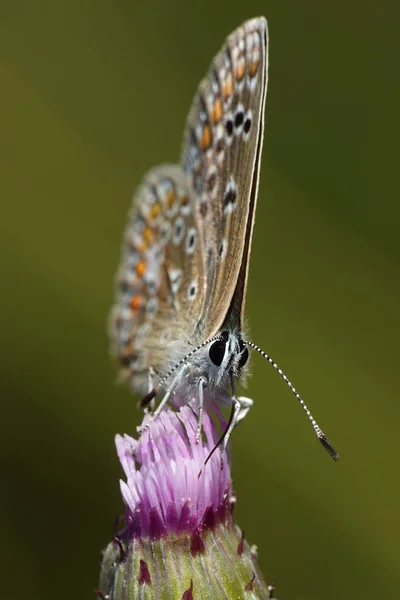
[205,330,249,389]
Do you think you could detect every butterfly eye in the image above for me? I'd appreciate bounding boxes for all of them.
[209,339,227,366]
[238,341,249,369]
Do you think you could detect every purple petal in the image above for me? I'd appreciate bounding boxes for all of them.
[115,403,232,540]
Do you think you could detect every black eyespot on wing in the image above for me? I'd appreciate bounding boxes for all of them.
[226,119,233,136]
[244,117,251,134]
[235,110,244,128]
[223,185,237,207]
[188,233,195,248]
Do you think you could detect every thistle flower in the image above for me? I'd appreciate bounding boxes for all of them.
[98,401,274,599]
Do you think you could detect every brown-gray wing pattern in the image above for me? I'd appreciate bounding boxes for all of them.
[181,17,268,338]
[109,165,206,394]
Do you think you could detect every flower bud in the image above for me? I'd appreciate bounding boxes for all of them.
[98,404,274,599]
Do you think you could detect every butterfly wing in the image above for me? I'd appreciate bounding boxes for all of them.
[110,18,268,393]
[181,17,268,337]
[109,165,206,394]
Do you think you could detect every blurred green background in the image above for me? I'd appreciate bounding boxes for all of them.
[1,1,399,599]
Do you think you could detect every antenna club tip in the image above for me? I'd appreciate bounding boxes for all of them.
[318,435,339,461]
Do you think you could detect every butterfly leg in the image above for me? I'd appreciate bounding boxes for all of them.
[203,392,252,470]
[216,391,253,425]
[221,397,241,454]
[139,364,188,433]
[236,396,253,424]
[144,367,156,413]
[220,395,254,455]
[147,367,155,393]
[195,377,207,444]
[202,395,241,472]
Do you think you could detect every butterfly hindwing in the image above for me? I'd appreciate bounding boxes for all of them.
[110,165,205,394]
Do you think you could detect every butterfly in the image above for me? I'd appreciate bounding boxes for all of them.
[109,17,338,461]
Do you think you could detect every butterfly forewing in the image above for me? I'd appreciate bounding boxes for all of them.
[110,165,205,394]
[181,17,268,338]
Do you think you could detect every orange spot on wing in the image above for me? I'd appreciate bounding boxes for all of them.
[143,226,152,245]
[248,60,259,77]
[166,188,175,209]
[211,97,222,124]
[180,195,189,207]
[150,202,161,219]
[199,123,212,151]
[138,226,152,251]
[235,61,245,81]
[129,294,143,311]
[222,73,233,99]
[135,260,146,278]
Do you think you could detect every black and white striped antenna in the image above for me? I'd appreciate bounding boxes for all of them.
[244,340,339,461]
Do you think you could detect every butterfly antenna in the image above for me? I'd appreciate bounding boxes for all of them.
[139,335,219,408]
[243,340,339,461]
